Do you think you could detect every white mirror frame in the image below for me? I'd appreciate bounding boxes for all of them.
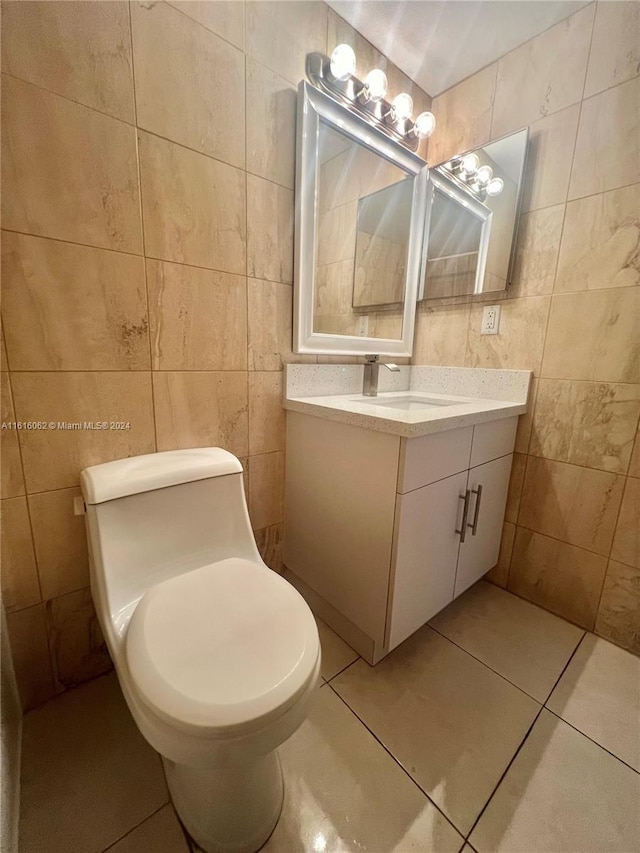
[294,81,429,357]
[418,170,493,299]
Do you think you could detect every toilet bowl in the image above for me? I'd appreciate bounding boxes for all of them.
[80,448,321,853]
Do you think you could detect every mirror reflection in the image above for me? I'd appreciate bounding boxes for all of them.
[314,121,415,339]
[420,128,528,299]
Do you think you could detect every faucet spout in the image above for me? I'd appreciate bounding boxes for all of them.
[362,356,400,397]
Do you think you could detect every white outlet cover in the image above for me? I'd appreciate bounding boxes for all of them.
[358,315,369,336]
[481,305,501,335]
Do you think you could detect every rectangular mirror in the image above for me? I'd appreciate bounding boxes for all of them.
[419,128,528,299]
[294,81,429,356]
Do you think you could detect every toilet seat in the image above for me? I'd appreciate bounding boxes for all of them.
[126,558,320,739]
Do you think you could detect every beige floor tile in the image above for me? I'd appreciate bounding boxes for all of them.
[1,0,135,122]
[263,684,464,852]
[569,78,640,200]
[106,805,189,853]
[470,710,640,853]
[1,76,141,253]
[333,626,539,834]
[430,582,583,702]
[316,618,359,681]
[547,634,640,771]
[19,673,168,853]
[131,2,244,168]
[166,0,245,50]
[584,1,640,97]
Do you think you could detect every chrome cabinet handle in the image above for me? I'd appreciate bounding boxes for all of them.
[468,485,483,536]
[456,490,471,543]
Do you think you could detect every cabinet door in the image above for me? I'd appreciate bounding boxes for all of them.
[388,470,468,651]
[454,454,513,597]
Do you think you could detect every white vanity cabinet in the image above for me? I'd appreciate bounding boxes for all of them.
[284,411,517,664]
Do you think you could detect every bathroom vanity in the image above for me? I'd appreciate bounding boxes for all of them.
[283,365,531,664]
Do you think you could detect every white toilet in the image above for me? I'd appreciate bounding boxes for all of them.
[80,448,321,853]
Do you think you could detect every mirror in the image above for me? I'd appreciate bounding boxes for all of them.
[294,81,429,357]
[419,128,528,299]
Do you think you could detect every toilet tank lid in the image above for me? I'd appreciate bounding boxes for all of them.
[81,448,243,505]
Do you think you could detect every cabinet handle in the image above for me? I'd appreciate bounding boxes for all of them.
[456,490,471,543]
[468,485,483,536]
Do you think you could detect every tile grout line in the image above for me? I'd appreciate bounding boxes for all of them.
[463,631,588,843]
[543,707,640,776]
[128,0,159,454]
[100,801,169,853]
[325,680,465,841]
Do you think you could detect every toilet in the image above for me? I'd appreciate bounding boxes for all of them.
[80,448,321,853]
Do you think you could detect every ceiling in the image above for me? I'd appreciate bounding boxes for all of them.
[326,0,591,97]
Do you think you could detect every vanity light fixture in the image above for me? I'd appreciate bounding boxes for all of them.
[442,153,504,200]
[306,45,436,152]
[486,177,505,196]
[475,164,493,186]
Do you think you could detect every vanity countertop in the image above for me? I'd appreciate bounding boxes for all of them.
[283,365,532,438]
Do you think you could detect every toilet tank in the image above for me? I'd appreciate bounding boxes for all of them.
[81,449,261,630]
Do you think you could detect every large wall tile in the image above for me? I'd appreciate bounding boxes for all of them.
[1,0,134,122]
[246,1,327,86]
[28,488,89,600]
[138,131,246,273]
[147,259,247,371]
[509,528,607,629]
[153,371,248,457]
[505,452,526,524]
[248,451,285,530]
[11,372,155,493]
[629,424,640,479]
[1,76,142,253]
[1,233,149,371]
[569,78,640,200]
[428,65,497,166]
[530,379,640,474]
[555,183,640,293]
[249,279,296,371]
[131,2,244,168]
[542,288,640,383]
[514,377,538,455]
[246,58,296,189]
[5,604,54,710]
[491,5,594,139]
[611,477,640,569]
[510,205,565,297]
[249,372,285,455]
[519,457,624,556]
[45,588,112,691]
[247,175,294,283]
[167,0,245,49]
[1,373,24,498]
[0,497,40,612]
[584,1,640,98]
[254,523,283,572]
[595,560,640,655]
[412,305,471,366]
[520,104,580,213]
[465,296,550,373]
[485,521,516,588]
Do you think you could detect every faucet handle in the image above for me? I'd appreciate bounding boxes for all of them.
[383,363,401,372]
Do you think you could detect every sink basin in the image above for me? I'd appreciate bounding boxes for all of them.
[355,395,463,411]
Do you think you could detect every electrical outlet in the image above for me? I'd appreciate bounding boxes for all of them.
[481,305,501,335]
[358,315,369,336]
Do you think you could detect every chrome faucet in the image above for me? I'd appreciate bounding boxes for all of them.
[363,355,401,397]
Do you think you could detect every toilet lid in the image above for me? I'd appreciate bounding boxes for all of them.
[126,558,320,737]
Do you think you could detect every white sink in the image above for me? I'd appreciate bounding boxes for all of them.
[354,395,464,411]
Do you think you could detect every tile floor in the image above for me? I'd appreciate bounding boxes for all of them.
[18,581,640,853]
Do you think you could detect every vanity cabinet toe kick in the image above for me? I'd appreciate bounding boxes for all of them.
[283,411,517,665]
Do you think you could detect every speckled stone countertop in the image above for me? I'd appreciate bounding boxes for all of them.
[284,364,532,438]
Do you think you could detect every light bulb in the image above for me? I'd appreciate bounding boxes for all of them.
[329,44,356,81]
[476,165,493,186]
[364,69,388,101]
[413,111,436,138]
[461,153,479,176]
[391,93,413,121]
[486,177,504,196]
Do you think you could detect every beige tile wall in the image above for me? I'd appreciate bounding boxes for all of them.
[419,1,640,654]
[0,0,431,709]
